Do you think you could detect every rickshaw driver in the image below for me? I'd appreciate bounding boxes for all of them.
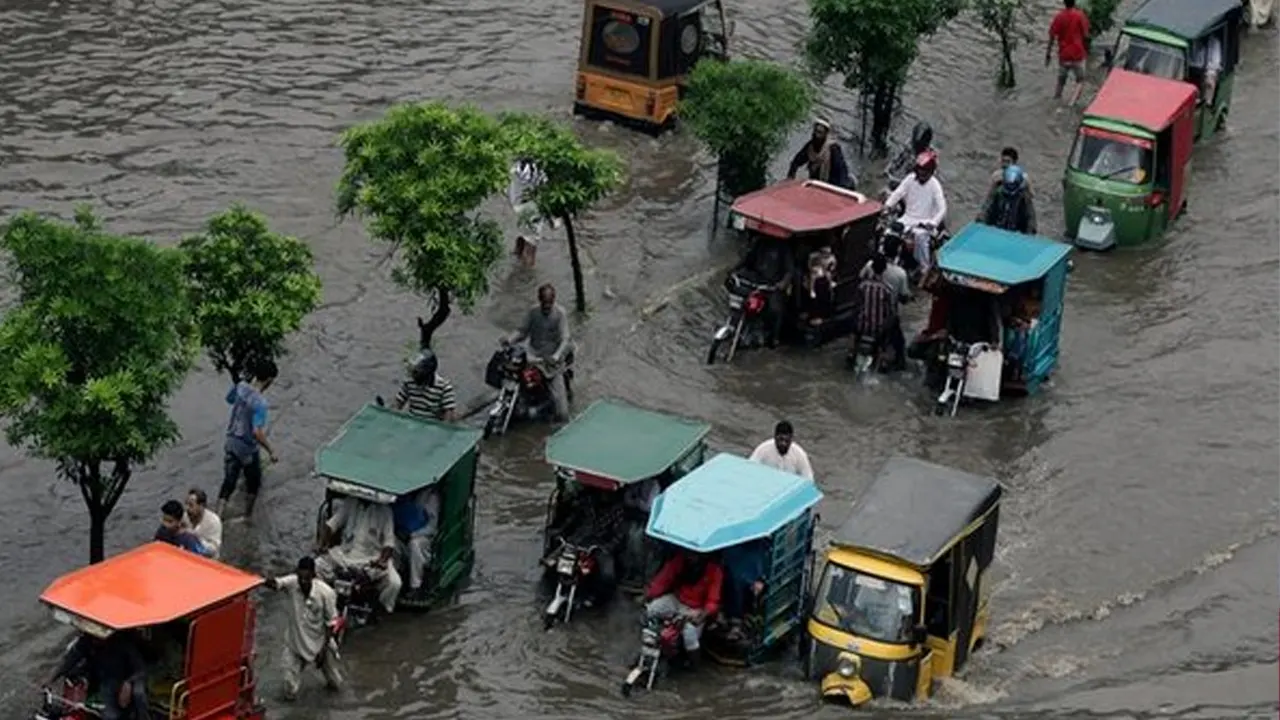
[544,488,624,605]
[47,630,149,719]
[883,151,948,275]
[393,486,442,599]
[316,496,402,615]
[504,283,574,421]
[736,237,795,348]
[643,549,726,667]
[786,118,855,189]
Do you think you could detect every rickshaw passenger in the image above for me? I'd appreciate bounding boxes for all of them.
[316,497,401,614]
[1190,34,1223,105]
[805,247,837,323]
[644,550,725,662]
[721,539,767,627]
[740,237,795,347]
[545,489,623,603]
[49,630,149,720]
[393,487,441,597]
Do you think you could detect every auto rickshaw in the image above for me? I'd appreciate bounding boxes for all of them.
[913,223,1072,417]
[1062,69,1196,250]
[542,398,711,615]
[573,0,730,130]
[803,456,1002,707]
[621,453,822,695]
[35,542,266,720]
[313,403,480,630]
[1107,0,1242,142]
[707,179,882,364]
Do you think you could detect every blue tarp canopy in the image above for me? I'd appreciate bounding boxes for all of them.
[938,223,1073,287]
[646,453,823,552]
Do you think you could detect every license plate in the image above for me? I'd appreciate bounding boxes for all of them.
[557,558,575,574]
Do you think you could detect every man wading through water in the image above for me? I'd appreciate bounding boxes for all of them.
[219,357,278,519]
[786,118,854,189]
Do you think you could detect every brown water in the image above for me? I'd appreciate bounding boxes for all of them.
[0,0,1276,718]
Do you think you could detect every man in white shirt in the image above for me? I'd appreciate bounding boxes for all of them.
[748,421,815,480]
[883,150,948,275]
[1189,34,1223,106]
[183,488,223,560]
[264,556,343,702]
[315,497,402,614]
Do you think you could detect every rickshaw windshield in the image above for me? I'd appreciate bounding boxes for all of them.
[588,5,652,77]
[814,563,919,644]
[1069,128,1153,185]
[1117,34,1186,80]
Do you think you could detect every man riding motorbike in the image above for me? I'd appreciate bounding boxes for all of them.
[786,118,855,189]
[315,496,402,616]
[735,237,794,348]
[544,487,624,606]
[884,121,935,188]
[980,165,1037,235]
[47,630,149,720]
[504,283,574,421]
[882,150,947,277]
[643,549,725,668]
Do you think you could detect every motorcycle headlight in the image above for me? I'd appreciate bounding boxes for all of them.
[837,659,858,678]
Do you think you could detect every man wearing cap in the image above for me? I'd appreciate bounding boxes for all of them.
[787,119,854,190]
[264,557,343,701]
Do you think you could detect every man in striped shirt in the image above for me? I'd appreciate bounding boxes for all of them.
[853,255,904,370]
[393,349,457,422]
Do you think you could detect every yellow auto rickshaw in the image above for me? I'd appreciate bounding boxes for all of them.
[802,456,1003,707]
[573,0,730,130]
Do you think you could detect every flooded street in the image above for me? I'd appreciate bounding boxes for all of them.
[0,0,1276,717]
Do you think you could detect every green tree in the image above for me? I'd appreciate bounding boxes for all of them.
[0,209,197,563]
[1084,0,1123,46]
[679,59,813,198]
[973,0,1035,88]
[499,113,625,313]
[805,0,962,151]
[336,102,510,349]
[180,205,322,382]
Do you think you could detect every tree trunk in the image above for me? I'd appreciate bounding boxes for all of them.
[869,82,897,155]
[563,216,587,314]
[418,289,451,349]
[999,33,1016,88]
[75,459,131,564]
[88,504,107,564]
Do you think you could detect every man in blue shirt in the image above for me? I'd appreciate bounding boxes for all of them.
[155,501,207,555]
[393,488,440,598]
[218,357,279,519]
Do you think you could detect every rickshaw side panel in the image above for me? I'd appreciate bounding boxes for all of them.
[436,447,479,590]
[751,508,816,660]
[183,596,254,720]
[1022,260,1069,393]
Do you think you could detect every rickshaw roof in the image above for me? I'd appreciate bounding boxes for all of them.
[40,543,263,631]
[833,457,1002,567]
[315,403,482,496]
[938,223,1072,286]
[1127,0,1240,39]
[545,398,711,484]
[603,0,715,18]
[730,180,882,237]
[1084,69,1197,133]
[646,453,824,552]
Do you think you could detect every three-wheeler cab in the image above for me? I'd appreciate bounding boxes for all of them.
[804,457,1002,707]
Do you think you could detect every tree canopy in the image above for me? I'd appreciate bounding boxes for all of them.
[0,208,197,562]
[972,0,1035,88]
[680,59,813,197]
[1085,0,1123,42]
[180,205,322,382]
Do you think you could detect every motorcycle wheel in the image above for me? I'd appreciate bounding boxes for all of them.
[706,339,723,366]
[543,613,556,631]
[950,382,964,417]
[621,682,633,698]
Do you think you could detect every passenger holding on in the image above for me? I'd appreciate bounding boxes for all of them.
[264,556,343,702]
[982,165,1038,235]
[805,246,837,323]
[749,421,815,480]
[505,283,574,421]
[786,119,854,189]
[155,500,208,556]
[315,497,401,615]
[720,539,767,636]
[1190,34,1224,106]
[48,630,149,720]
[219,356,278,518]
[393,349,457,422]
[643,549,725,665]
[854,255,908,371]
[883,151,947,276]
[183,488,222,559]
[393,487,441,599]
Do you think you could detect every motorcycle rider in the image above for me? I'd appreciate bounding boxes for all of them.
[737,237,794,348]
[786,118,855,189]
[505,283,573,421]
[392,348,456,422]
[544,488,623,606]
[885,121,934,188]
[981,165,1038,235]
[643,549,725,667]
[882,150,947,276]
[47,630,149,720]
[315,496,401,616]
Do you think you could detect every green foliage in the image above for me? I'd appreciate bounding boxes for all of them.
[805,0,963,92]
[1085,0,1123,40]
[180,205,322,381]
[336,102,511,310]
[972,0,1035,88]
[499,113,624,222]
[680,59,813,196]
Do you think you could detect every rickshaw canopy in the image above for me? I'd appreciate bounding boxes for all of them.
[621,0,717,17]
[545,398,711,485]
[646,452,823,552]
[937,223,1072,290]
[1085,69,1197,134]
[315,403,482,502]
[833,457,1001,568]
[729,180,881,239]
[40,542,263,635]
[1127,0,1241,39]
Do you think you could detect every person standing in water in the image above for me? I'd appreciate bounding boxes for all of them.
[218,357,278,519]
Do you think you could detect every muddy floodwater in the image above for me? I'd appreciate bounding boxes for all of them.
[0,0,1276,718]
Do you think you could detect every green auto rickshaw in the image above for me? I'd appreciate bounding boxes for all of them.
[1107,0,1243,142]
[1062,68,1197,250]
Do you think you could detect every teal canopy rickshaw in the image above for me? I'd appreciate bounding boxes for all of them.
[644,452,823,666]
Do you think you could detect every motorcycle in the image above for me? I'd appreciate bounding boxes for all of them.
[877,208,946,286]
[542,538,601,630]
[621,614,688,697]
[35,681,90,720]
[935,338,988,417]
[329,564,379,643]
[706,272,771,365]
[483,344,572,438]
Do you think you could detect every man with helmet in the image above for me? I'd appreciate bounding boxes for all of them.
[392,349,457,422]
[882,150,948,275]
[786,118,855,189]
[980,165,1038,235]
[885,121,935,188]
